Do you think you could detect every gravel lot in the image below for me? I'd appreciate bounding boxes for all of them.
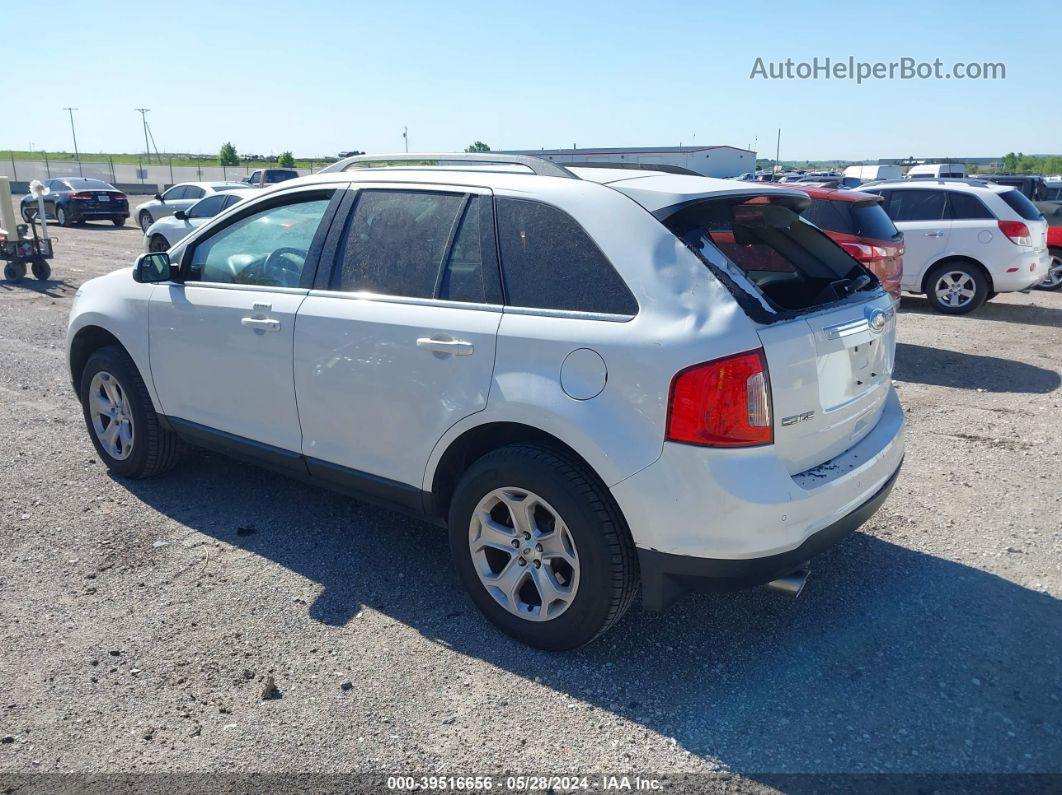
[0,203,1059,787]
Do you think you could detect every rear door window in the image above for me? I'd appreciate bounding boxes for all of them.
[334,189,466,298]
[946,192,994,220]
[884,190,947,221]
[999,189,1044,221]
[495,197,637,315]
[437,197,498,304]
[162,185,188,201]
[849,202,901,241]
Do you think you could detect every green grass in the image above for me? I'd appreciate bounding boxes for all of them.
[0,150,325,169]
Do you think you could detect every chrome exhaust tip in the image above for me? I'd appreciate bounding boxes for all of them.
[765,568,809,598]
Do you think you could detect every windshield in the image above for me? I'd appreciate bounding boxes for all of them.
[664,196,878,314]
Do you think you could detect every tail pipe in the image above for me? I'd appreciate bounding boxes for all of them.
[765,567,809,598]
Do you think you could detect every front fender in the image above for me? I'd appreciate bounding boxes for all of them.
[67,268,161,411]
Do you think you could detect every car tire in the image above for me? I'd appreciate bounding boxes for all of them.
[148,235,169,253]
[985,291,998,302]
[31,259,51,281]
[448,443,638,650]
[79,345,183,479]
[112,216,126,227]
[139,212,153,233]
[1037,250,1062,291]
[924,261,988,315]
[56,205,71,227]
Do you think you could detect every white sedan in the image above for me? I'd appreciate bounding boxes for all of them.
[144,189,257,252]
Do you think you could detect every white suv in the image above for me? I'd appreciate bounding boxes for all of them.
[67,154,905,650]
[862,180,1050,314]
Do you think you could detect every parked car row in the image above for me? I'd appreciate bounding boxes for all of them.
[770,175,1051,314]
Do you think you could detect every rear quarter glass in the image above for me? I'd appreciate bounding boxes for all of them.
[999,190,1045,222]
[849,203,901,241]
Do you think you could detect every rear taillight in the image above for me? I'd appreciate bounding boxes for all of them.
[666,349,773,448]
[998,220,1032,246]
[69,192,95,200]
[114,193,127,201]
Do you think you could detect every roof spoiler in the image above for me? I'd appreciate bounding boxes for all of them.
[318,152,578,179]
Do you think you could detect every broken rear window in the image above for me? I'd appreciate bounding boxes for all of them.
[663,196,879,314]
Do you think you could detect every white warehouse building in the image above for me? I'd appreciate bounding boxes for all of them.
[500,145,756,177]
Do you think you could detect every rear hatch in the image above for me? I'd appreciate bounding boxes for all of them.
[658,191,896,475]
[72,190,127,212]
[757,295,895,474]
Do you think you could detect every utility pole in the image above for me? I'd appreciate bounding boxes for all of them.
[402,126,408,152]
[774,128,781,174]
[135,108,152,163]
[63,107,83,176]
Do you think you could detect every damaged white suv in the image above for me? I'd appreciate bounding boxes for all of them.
[67,154,905,650]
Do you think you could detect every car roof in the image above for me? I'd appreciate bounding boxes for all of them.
[862,179,1010,194]
[276,161,812,216]
[763,184,882,203]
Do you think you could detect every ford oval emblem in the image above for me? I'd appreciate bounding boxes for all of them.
[867,307,888,334]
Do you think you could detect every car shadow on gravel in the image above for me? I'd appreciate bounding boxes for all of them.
[119,454,1062,776]
[894,342,1060,393]
[900,295,1062,329]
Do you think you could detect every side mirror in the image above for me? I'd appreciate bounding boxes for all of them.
[174,210,188,220]
[154,192,163,202]
[133,252,172,283]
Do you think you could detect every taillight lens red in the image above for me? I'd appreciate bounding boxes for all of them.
[114,193,127,201]
[998,220,1032,246]
[69,192,95,200]
[666,349,773,448]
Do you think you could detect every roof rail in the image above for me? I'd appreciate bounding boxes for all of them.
[318,152,578,179]
[562,161,701,176]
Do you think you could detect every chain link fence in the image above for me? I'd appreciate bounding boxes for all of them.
[0,156,318,194]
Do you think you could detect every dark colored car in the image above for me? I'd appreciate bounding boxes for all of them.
[983,175,1049,201]
[793,186,905,302]
[20,178,129,227]
[240,168,299,188]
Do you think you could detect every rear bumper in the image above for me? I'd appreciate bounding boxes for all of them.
[612,386,905,609]
[992,247,1050,292]
[636,460,901,609]
[70,206,129,219]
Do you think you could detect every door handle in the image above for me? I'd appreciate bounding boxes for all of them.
[924,231,945,237]
[241,317,281,332]
[416,337,474,356]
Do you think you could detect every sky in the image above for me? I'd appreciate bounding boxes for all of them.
[6,0,1060,162]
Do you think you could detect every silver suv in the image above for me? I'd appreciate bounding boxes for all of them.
[68,154,905,649]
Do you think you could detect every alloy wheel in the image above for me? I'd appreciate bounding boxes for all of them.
[467,487,580,621]
[934,270,977,309]
[1041,255,1062,290]
[88,371,134,460]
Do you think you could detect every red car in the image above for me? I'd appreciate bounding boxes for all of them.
[787,186,904,302]
[1036,202,1062,290]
